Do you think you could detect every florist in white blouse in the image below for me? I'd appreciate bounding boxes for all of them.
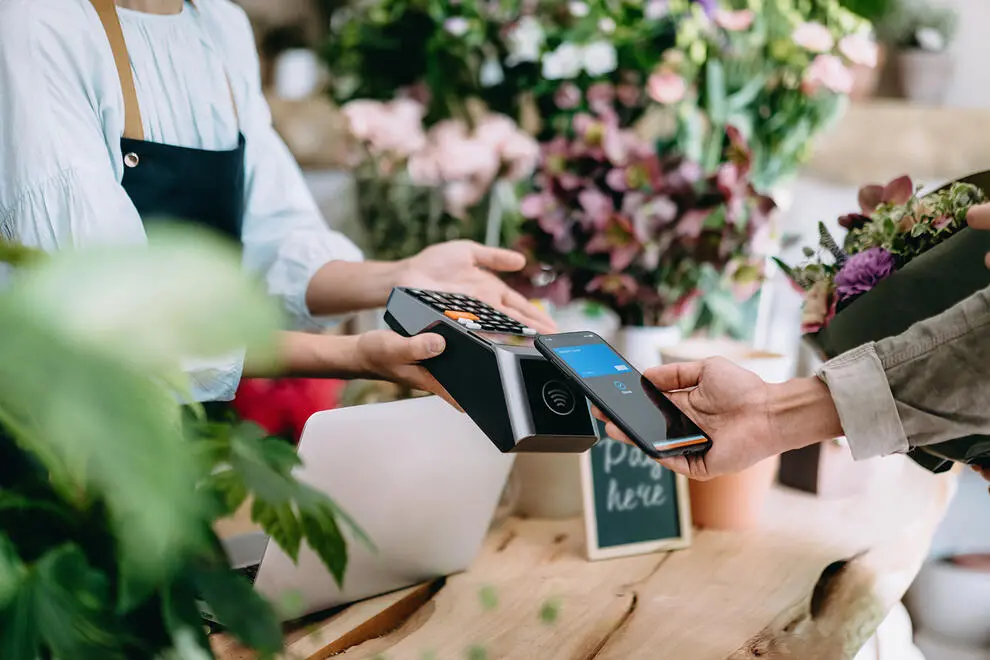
[0,0,555,403]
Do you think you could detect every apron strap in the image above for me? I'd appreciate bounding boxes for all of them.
[88,0,241,143]
[89,0,144,141]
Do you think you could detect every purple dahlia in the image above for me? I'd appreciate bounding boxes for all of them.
[834,247,896,302]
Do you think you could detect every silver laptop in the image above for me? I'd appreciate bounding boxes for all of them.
[221,395,515,619]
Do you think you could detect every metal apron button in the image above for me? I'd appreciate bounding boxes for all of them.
[124,152,140,168]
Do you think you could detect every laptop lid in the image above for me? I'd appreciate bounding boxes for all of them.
[251,395,515,618]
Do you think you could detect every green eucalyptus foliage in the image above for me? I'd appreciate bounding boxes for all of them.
[0,226,363,659]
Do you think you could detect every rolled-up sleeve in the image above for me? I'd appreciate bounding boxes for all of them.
[817,285,990,460]
[236,16,363,332]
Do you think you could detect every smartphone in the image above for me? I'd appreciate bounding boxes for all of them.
[534,331,711,460]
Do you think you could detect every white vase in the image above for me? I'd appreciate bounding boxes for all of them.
[898,50,955,106]
[614,325,684,372]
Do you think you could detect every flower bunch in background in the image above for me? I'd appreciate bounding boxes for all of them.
[324,0,704,131]
[652,0,877,191]
[342,98,539,260]
[510,106,775,331]
[777,176,986,333]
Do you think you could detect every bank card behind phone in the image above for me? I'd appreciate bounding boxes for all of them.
[534,332,711,460]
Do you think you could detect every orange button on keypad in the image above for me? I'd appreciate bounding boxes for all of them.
[444,310,479,321]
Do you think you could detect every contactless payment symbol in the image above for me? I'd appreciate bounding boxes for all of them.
[542,380,576,416]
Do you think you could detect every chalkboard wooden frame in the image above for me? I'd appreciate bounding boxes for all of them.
[579,442,693,561]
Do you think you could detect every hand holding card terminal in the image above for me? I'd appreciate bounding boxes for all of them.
[383,288,599,453]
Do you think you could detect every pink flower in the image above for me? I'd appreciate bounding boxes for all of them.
[714,9,754,31]
[647,71,687,104]
[443,180,484,218]
[436,136,500,185]
[407,152,441,186]
[554,83,582,110]
[578,189,614,227]
[342,100,386,141]
[586,82,615,112]
[802,54,854,95]
[792,22,834,53]
[519,193,547,219]
[838,33,879,68]
[725,258,764,302]
[605,167,629,191]
[474,114,518,150]
[676,209,710,239]
[501,131,541,180]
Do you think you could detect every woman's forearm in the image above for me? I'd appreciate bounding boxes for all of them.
[304,260,408,316]
[243,331,367,379]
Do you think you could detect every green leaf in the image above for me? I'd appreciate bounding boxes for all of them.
[0,544,124,660]
[726,73,768,113]
[252,499,303,563]
[478,585,498,611]
[540,597,562,625]
[190,564,283,655]
[466,645,487,660]
[162,577,213,658]
[300,503,348,587]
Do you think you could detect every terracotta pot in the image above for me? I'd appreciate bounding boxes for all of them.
[688,455,779,530]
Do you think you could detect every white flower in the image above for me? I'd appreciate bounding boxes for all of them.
[506,16,545,65]
[542,43,584,80]
[916,27,946,52]
[479,57,505,87]
[569,1,590,17]
[582,41,618,77]
[444,17,470,37]
[792,21,834,53]
[599,17,616,34]
[645,0,668,21]
[838,33,879,67]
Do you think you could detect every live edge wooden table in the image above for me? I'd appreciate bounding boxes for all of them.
[212,455,957,660]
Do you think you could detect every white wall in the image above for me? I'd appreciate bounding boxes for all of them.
[941,0,990,108]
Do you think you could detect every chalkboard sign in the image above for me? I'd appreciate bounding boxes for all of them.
[580,430,692,560]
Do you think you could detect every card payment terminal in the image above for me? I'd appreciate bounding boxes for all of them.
[384,287,599,453]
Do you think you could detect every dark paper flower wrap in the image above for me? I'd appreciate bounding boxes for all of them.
[806,171,990,473]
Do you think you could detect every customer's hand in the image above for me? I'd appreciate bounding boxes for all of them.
[971,464,990,495]
[966,203,990,269]
[398,240,557,333]
[592,358,843,480]
[354,330,460,408]
[593,358,780,480]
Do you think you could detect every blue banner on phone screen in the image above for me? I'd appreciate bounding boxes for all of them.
[552,344,632,379]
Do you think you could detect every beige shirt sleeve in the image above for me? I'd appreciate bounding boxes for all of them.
[817,284,990,461]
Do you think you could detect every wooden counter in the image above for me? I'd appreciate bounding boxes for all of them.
[212,455,956,659]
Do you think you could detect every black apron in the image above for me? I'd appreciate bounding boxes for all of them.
[90,0,245,242]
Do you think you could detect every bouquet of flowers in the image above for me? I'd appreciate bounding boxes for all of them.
[324,0,700,130]
[778,170,990,472]
[652,0,877,191]
[510,106,775,331]
[341,97,539,260]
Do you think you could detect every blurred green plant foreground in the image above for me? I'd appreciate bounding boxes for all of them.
[0,225,365,659]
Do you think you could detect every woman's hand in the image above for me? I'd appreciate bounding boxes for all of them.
[351,329,458,407]
[966,203,990,269]
[398,240,557,333]
[592,358,842,480]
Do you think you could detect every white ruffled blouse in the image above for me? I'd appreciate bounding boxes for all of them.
[0,0,364,401]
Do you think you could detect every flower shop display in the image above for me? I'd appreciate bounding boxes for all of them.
[777,170,990,474]
[509,106,775,352]
[653,0,878,191]
[877,0,958,105]
[342,97,539,260]
[0,227,364,659]
[324,0,688,131]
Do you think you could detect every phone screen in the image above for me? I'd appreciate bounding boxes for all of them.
[537,332,709,458]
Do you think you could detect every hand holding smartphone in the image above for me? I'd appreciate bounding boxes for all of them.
[534,331,711,460]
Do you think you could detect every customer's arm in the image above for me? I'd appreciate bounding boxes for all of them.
[818,283,990,460]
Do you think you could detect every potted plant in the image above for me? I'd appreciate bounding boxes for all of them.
[511,110,775,369]
[0,228,365,659]
[877,0,959,105]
